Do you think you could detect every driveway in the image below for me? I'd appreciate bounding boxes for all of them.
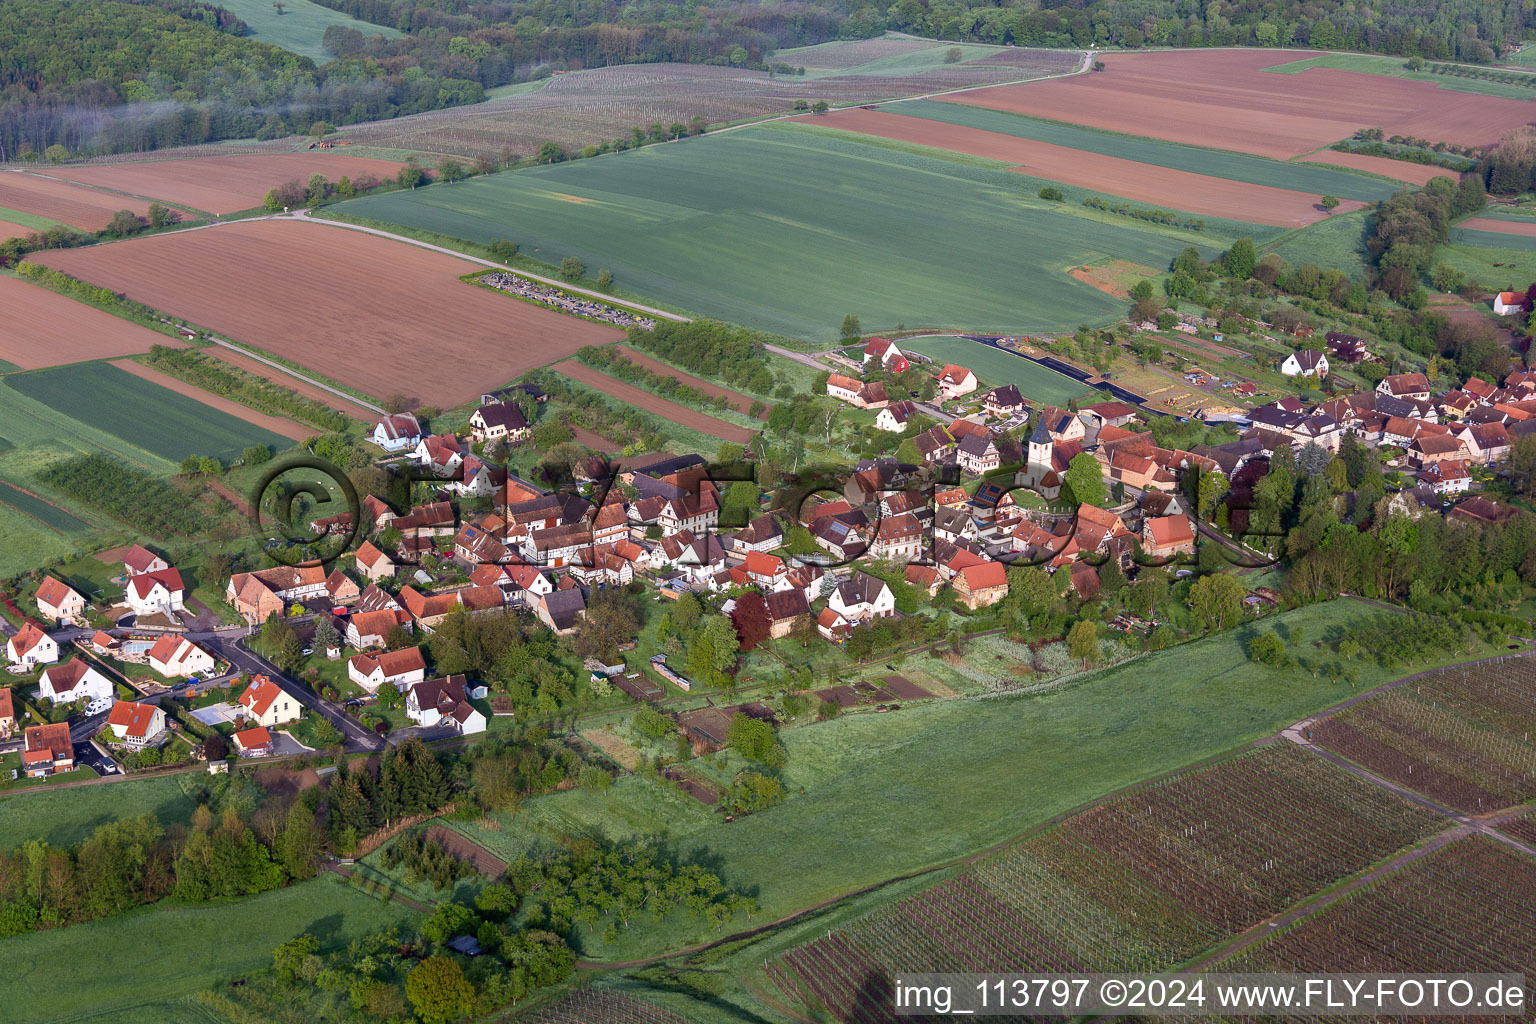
[72,740,120,777]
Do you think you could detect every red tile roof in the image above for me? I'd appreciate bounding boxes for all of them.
[122,544,163,573]
[108,700,161,739]
[238,675,286,718]
[35,575,81,611]
[960,562,1007,591]
[233,726,273,750]
[9,620,50,657]
[24,722,72,765]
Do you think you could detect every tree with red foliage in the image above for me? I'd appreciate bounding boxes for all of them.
[729,591,773,652]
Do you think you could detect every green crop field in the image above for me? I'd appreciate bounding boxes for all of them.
[0,774,207,849]
[890,100,1399,201]
[445,598,1462,962]
[1263,206,1373,275]
[336,121,1257,341]
[1448,226,1536,251]
[5,363,293,464]
[0,503,78,576]
[1261,52,1536,100]
[897,335,1092,405]
[2,874,416,1024]
[215,0,399,61]
[0,478,88,532]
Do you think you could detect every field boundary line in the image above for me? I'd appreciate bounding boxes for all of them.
[204,337,385,415]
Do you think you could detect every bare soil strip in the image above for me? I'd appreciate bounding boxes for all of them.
[203,345,379,422]
[0,171,150,231]
[1459,216,1536,237]
[109,359,313,441]
[552,361,756,443]
[0,274,183,369]
[615,345,772,418]
[1297,150,1461,186]
[427,824,508,876]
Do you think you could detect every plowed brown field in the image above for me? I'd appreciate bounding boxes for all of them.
[943,50,1536,159]
[0,172,149,231]
[32,219,622,407]
[203,346,379,422]
[109,359,312,440]
[0,220,33,240]
[807,107,1357,225]
[1459,216,1536,237]
[552,360,756,442]
[615,345,771,418]
[1297,150,1461,186]
[46,153,406,214]
[0,275,182,369]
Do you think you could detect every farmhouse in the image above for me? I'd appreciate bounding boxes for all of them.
[1280,349,1329,378]
[236,674,302,726]
[370,412,422,452]
[35,576,87,626]
[347,647,428,694]
[147,635,216,677]
[937,364,978,400]
[875,401,918,432]
[8,620,59,667]
[954,561,1008,609]
[956,432,1002,477]
[1325,331,1369,364]
[347,608,411,649]
[536,589,586,635]
[763,589,810,638]
[862,337,909,372]
[468,401,530,443]
[405,674,486,733]
[105,700,166,750]
[38,658,113,704]
[226,565,326,623]
[731,513,783,553]
[22,722,74,777]
[1494,291,1527,316]
[1378,373,1431,401]
[1420,458,1473,494]
[870,513,925,560]
[126,568,185,618]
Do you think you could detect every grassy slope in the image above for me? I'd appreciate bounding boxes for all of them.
[2,874,416,1024]
[1434,241,1536,288]
[0,774,201,848]
[338,123,1259,341]
[1264,206,1373,275]
[890,99,1399,201]
[5,362,292,463]
[449,598,1434,962]
[215,0,398,61]
[1261,52,1536,100]
[897,335,1091,404]
[1447,226,1536,252]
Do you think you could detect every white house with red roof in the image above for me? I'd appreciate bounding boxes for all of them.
[233,725,274,756]
[1494,291,1527,316]
[936,364,979,400]
[22,722,73,776]
[370,412,422,452]
[1280,349,1329,378]
[38,658,112,703]
[147,635,216,678]
[125,568,185,617]
[106,700,166,750]
[405,674,486,733]
[121,544,168,577]
[347,647,427,694]
[862,337,909,373]
[7,620,59,667]
[742,550,790,590]
[35,576,87,626]
[237,674,302,726]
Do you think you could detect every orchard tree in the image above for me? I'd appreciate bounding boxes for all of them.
[1067,619,1098,667]
[405,957,474,1024]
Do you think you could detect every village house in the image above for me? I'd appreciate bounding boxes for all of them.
[936,364,979,400]
[147,635,216,678]
[35,576,87,626]
[742,550,790,590]
[826,373,889,410]
[1280,349,1329,378]
[763,589,810,639]
[954,561,1008,609]
[983,384,1026,418]
[237,674,303,726]
[405,674,486,733]
[122,544,169,577]
[413,434,465,477]
[828,572,896,624]
[1378,373,1432,402]
[226,565,326,624]
[233,726,274,757]
[22,722,74,777]
[468,401,530,444]
[1408,434,1466,468]
[399,586,463,630]
[126,567,185,618]
[106,700,166,750]
[0,688,13,739]
[38,657,112,704]
[1325,331,1369,364]
[1420,458,1473,494]
[7,620,59,668]
[912,424,956,464]
[870,512,925,561]
[862,337,909,372]
[816,607,852,643]
[731,513,783,553]
[536,589,586,635]
[325,570,361,608]
[874,401,918,432]
[658,491,720,537]
[370,412,422,452]
[955,432,1001,477]
[1142,515,1197,559]
[346,608,411,649]
[1039,406,1087,443]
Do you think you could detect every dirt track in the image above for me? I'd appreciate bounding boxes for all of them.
[109,359,313,440]
[33,219,623,408]
[943,50,1534,159]
[616,345,771,418]
[0,171,150,231]
[0,275,182,369]
[427,825,508,876]
[43,152,406,214]
[808,107,1361,226]
[552,360,756,443]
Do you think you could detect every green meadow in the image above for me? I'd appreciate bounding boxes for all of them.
[336,122,1267,341]
[897,335,1091,405]
[215,0,398,61]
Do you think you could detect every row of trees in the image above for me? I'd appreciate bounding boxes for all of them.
[144,345,349,432]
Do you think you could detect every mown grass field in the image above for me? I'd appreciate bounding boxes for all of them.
[1433,241,1536,287]
[0,773,203,849]
[2,874,415,1024]
[1261,52,1536,100]
[1448,226,1536,251]
[894,99,1399,200]
[1264,206,1374,275]
[896,335,1091,405]
[446,598,1445,961]
[5,362,293,463]
[337,122,1256,340]
[215,0,398,61]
